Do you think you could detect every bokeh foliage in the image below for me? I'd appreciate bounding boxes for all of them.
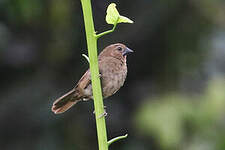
[135,78,225,150]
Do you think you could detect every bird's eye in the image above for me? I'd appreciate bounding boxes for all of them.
[117,47,122,51]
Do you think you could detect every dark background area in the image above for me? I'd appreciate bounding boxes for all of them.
[0,0,225,150]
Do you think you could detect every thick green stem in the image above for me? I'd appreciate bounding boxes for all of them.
[80,0,108,150]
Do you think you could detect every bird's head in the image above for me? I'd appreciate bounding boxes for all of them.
[99,43,133,62]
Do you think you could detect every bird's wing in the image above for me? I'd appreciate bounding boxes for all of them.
[76,58,108,91]
[76,69,91,90]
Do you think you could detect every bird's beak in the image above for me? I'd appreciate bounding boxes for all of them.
[123,47,134,56]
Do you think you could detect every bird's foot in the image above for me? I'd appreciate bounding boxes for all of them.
[82,98,89,101]
[99,73,102,78]
[97,111,108,119]
[93,106,107,118]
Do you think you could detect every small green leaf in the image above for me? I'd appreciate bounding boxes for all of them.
[106,3,133,25]
[106,3,119,24]
[118,15,134,24]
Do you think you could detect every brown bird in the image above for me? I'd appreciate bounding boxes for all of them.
[51,43,133,114]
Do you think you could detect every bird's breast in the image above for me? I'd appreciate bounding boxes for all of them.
[101,60,127,98]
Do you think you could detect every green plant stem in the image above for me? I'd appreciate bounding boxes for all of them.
[82,54,90,63]
[96,23,117,39]
[80,0,108,150]
[107,134,128,146]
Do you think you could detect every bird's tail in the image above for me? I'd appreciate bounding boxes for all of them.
[51,89,81,114]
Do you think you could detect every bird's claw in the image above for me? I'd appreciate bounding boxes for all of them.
[93,106,107,118]
[99,73,102,78]
[97,111,108,119]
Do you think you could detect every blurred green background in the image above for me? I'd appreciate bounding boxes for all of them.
[0,0,225,150]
